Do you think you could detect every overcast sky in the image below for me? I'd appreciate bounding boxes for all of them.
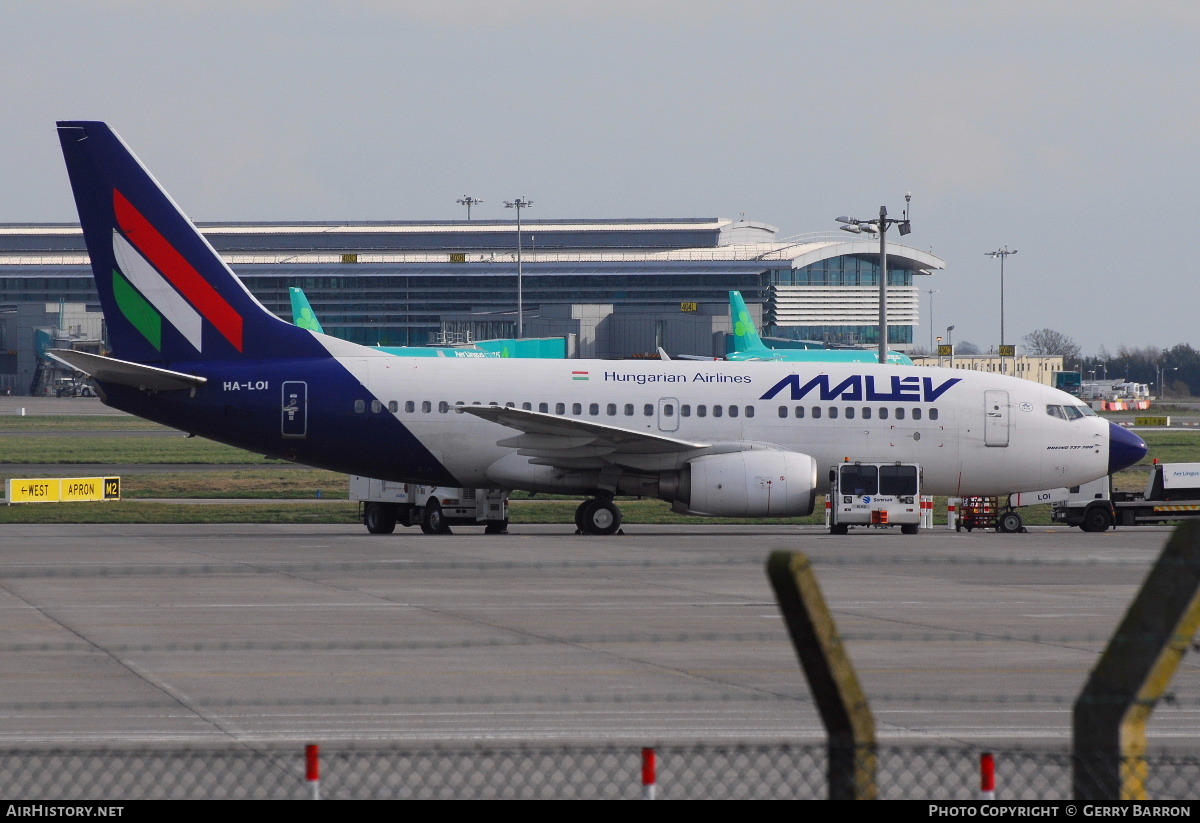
[3,1,1197,359]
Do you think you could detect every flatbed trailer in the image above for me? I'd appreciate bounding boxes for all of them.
[349,476,509,535]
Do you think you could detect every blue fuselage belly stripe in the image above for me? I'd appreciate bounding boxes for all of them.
[100,357,459,486]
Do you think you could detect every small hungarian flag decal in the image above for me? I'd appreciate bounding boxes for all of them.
[572,371,589,381]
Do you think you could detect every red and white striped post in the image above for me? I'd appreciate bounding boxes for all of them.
[306,743,321,800]
[641,747,657,800]
[979,752,995,800]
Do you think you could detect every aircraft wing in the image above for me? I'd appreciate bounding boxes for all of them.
[455,404,711,468]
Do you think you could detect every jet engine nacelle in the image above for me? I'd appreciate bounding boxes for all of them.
[675,450,818,517]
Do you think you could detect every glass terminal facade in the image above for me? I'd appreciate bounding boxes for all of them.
[0,218,940,354]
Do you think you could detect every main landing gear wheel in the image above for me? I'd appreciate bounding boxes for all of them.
[364,502,397,535]
[420,499,452,534]
[574,499,622,536]
[997,511,1023,534]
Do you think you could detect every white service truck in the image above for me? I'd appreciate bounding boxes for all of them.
[1051,462,1200,532]
[827,461,923,535]
[349,476,510,535]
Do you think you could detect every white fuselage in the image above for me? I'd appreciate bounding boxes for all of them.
[328,347,1111,497]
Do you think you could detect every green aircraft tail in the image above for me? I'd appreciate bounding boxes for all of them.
[729,290,771,356]
[289,287,325,334]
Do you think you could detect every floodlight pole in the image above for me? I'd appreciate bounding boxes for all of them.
[986,246,1017,374]
[878,207,888,365]
[505,198,533,338]
[457,196,484,220]
[835,195,912,364]
[1157,365,1178,399]
[926,289,939,353]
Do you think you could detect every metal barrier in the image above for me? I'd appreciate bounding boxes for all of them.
[2,743,1199,800]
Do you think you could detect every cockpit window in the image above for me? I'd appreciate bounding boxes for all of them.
[1048,404,1096,421]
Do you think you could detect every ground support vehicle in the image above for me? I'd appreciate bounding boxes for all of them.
[1052,462,1200,532]
[826,462,925,535]
[946,495,1030,533]
[955,496,999,532]
[349,476,509,535]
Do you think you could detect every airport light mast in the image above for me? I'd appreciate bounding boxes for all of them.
[986,246,1017,374]
[505,198,533,338]
[1157,365,1179,399]
[836,193,912,365]
[926,288,939,353]
[457,196,484,220]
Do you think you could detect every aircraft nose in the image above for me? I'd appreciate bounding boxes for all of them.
[1108,422,1148,473]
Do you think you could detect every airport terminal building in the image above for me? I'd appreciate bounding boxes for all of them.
[0,217,943,393]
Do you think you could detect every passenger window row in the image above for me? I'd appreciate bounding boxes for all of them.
[353,400,758,419]
[777,405,939,421]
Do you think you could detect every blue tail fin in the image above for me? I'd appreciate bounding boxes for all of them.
[57,121,324,364]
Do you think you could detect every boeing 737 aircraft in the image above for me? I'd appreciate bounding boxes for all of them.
[726,291,912,365]
[50,121,1147,534]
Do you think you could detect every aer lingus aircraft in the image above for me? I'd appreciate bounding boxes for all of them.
[725,290,913,365]
[49,121,1147,534]
[288,286,500,358]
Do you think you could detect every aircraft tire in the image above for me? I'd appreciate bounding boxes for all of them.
[573,501,590,532]
[578,499,622,536]
[364,502,397,535]
[997,511,1023,534]
[421,500,452,535]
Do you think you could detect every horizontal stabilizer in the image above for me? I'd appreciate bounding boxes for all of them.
[47,349,207,391]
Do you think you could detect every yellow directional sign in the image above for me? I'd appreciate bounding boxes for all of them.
[1136,417,1171,427]
[6,479,55,503]
[999,345,1016,357]
[5,477,120,504]
[937,345,953,356]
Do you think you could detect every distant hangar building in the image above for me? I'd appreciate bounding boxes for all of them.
[0,217,943,393]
